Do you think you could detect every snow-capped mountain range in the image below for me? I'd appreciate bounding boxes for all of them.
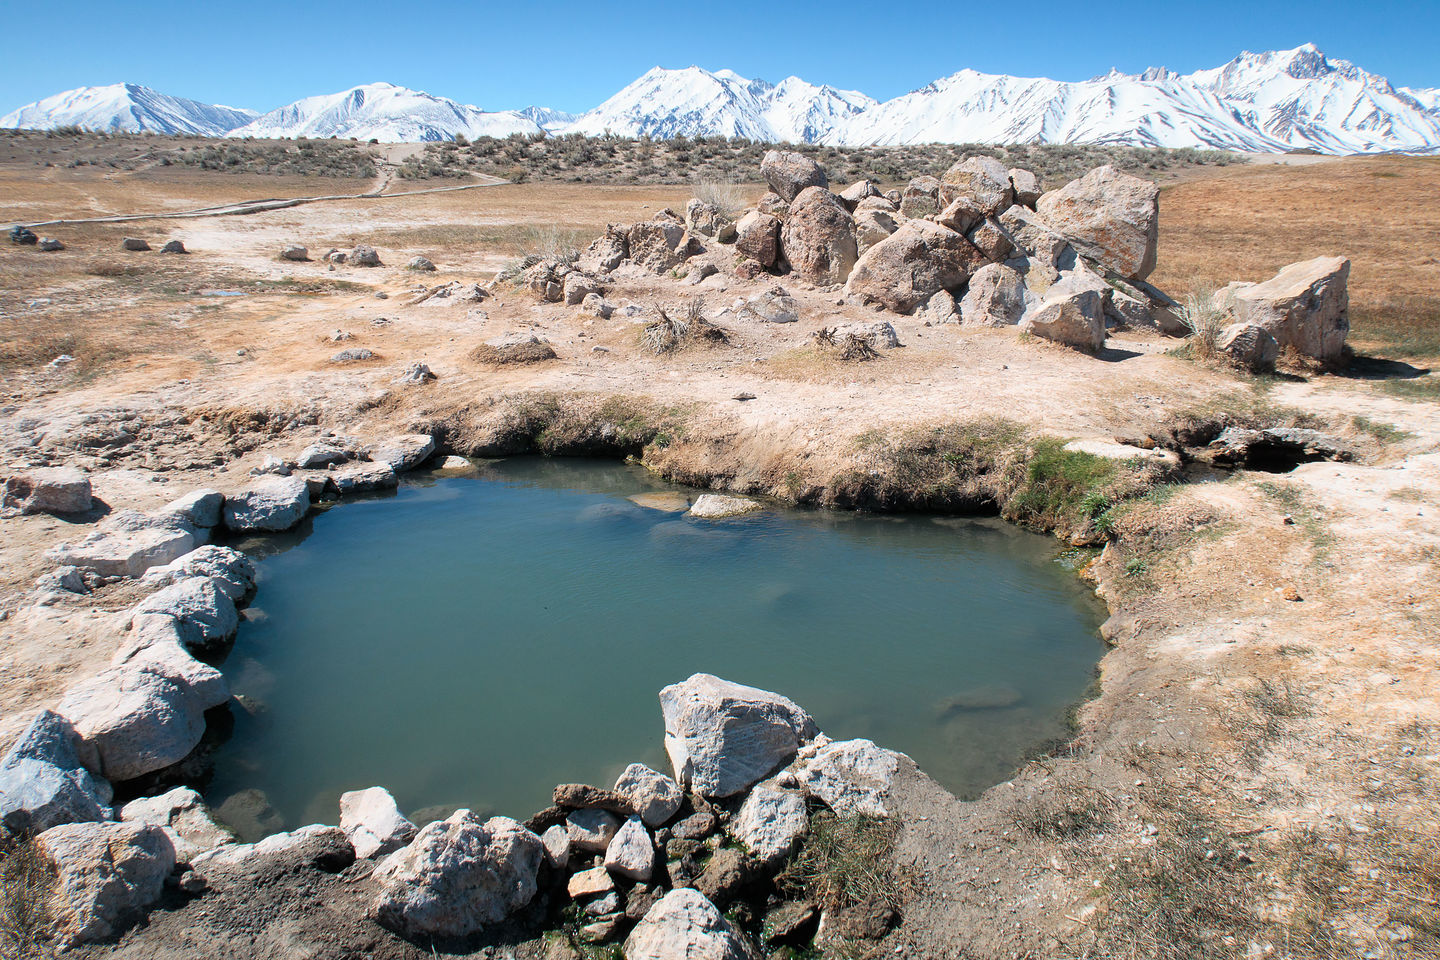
[3,45,1437,154]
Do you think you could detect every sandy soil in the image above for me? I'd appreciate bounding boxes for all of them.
[2,155,1439,959]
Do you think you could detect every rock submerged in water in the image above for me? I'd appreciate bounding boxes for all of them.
[687,494,762,519]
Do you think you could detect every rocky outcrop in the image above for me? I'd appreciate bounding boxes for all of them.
[734,211,782,269]
[685,199,734,242]
[109,613,230,712]
[844,220,980,313]
[340,786,417,859]
[899,176,941,218]
[779,187,857,285]
[939,156,1014,217]
[223,476,310,532]
[120,786,234,862]
[625,888,757,960]
[660,674,818,798]
[628,219,704,273]
[960,263,1029,326]
[1221,255,1350,363]
[370,810,543,939]
[367,434,436,473]
[1035,164,1159,281]
[1218,323,1280,372]
[996,205,1074,270]
[140,545,255,602]
[159,488,224,529]
[330,461,399,494]
[580,227,628,273]
[1,466,92,515]
[0,710,112,837]
[761,150,828,203]
[37,820,175,948]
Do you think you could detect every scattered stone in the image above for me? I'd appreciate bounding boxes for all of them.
[737,288,800,324]
[605,817,656,881]
[567,808,622,853]
[39,236,65,251]
[729,779,807,865]
[120,786,234,862]
[280,244,309,261]
[159,489,224,529]
[37,821,174,948]
[121,237,151,251]
[416,280,488,306]
[694,847,752,907]
[330,460,399,494]
[541,823,571,869]
[222,475,310,533]
[563,272,601,305]
[367,434,435,472]
[330,347,376,363]
[761,150,828,202]
[960,263,1029,326]
[1221,255,1350,363]
[370,811,542,939]
[10,225,38,245]
[296,442,350,469]
[349,244,382,267]
[844,220,980,313]
[47,510,200,578]
[660,673,818,798]
[2,465,92,515]
[407,256,437,272]
[939,156,1015,216]
[1218,323,1280,373]
[35,565,88,597]
[764,901,819,946]
[133,576,239,653]
[1035,164,1159,281]
[685,198,732,240]
[669,812,717,841]
[393,361,437,384]
[625,887,755,960]
[0,710,112,837]
[329,330,353,342]
[159,240,187,254]
[568,865,616,898]
[688,494,762,519]
[801,739,901,817]
[780,186,857,285]
[614,763,683,827]
[340,786,417,859]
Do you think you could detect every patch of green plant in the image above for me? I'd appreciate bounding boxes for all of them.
[778,811,903,911]
[1004,437,1117,530]
[1350,414,1410,443]
[1125,557,1149,578]
[1256,480,1333,560]
[1381,375,1440,402]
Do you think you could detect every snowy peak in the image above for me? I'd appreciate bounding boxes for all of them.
[0,83,257,135]
[227,83,541,142]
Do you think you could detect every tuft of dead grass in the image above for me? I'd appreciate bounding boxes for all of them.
[778,811,905,912]
[0,840,56,959]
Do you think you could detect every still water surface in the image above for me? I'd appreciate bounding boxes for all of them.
[206,458,1105,835]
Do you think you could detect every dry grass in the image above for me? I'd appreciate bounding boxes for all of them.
[778,811,905,911]
[0,840,56,959]
[640,299,727,355]
[1152,156,1440,361]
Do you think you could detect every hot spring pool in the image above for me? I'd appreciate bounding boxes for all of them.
[203,458,1106,838]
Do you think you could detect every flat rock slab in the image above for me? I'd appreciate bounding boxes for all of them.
[48,511,199,578]
[2,466,92,514]
[688,494,762,519]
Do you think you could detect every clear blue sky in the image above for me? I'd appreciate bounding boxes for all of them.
[3,0,1435,115]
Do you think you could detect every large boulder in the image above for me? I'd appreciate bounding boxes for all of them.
[58,666,210,781]
[340,786,417,859]
[780,187,857,285]
[109,613,230,711]
[1035,165,1159,281]
[0,710,112,837]
[1222,256,1350,363]
[734,211,782,269]
[843,220,981,313]
[158,489,224,529]
[370,810,543,940]
[628,219,703,273]
[685,199,734,241]
[223,475,310,532]
[761,150,828,203]
[728,779,807,865]
[660,674,818,798]
[1218,323,1280,373]
[330,460,399,495]
[140,545,255,603]
[1,466,92,515]
[838,179,881,210]
[1009,168,1042,207]
[625,888,757,960]
[613,763,683,827]
[47,510,200,578]
[132,576,238,654]
[349,244,382,267]
[120,786,234,862]
[899,176,942,219]
[1019,269,1107,352]
[960,263,1029,326]
[997,205,1074,270]
[737,288,801,325]
[37,821,175,947]
[800,739,901,818]
[939,156,1015,217]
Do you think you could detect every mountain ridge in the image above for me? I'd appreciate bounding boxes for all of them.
[4,45,1437,154]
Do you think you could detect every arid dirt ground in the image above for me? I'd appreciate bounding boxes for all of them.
[2,149,1439,959]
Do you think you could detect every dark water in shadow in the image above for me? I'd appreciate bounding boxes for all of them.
[205,458,1106,833]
